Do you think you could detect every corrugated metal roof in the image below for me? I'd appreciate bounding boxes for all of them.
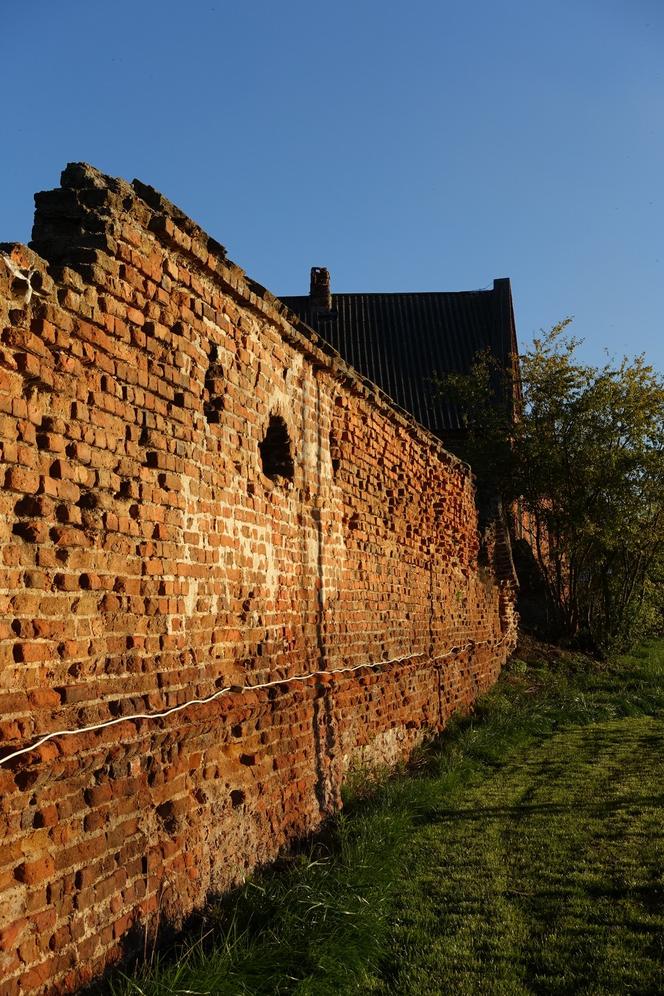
[279,281,515,437]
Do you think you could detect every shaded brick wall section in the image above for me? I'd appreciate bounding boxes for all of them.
[0,165,517,995]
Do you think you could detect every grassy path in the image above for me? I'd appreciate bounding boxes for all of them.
[379,715,664,995]
[111,641,664,996]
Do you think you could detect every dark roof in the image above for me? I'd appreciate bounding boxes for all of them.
[279,278,517,438]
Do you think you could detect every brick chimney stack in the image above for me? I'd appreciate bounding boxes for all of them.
[309,266,332,311]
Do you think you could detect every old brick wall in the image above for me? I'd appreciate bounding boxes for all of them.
[0,165,517,995]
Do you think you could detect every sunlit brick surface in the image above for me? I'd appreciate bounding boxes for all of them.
[0,165,517,994]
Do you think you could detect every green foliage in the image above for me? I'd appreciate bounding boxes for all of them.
[436,324,664,653]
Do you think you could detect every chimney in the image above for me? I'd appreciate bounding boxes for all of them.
[309,266,332,311]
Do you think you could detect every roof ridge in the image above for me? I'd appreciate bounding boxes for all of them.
[280,288,494,299]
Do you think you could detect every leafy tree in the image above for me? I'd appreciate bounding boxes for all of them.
[436,322,664,654]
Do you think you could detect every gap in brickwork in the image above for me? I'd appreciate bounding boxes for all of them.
[204,342,225,423]
[259,414,294,481]
[329,428,340,477]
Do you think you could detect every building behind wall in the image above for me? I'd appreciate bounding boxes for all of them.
[0,164,517,995]
[282,266,522,586]
[281,265,520,453]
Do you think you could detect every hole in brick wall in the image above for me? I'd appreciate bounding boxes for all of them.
[13,496,40,517]
[259,414,294,481]
[329,428,341,477]
[156,801,178,835]
[12,522,40,543]
[138,423,150,446]
[29,271,44,293]
[77,491,98,510]
[204,342,225,423]
[239,591,254,623]
[10,277,29,299]
[14,770,39,791]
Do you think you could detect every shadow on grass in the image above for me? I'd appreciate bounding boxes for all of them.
[422,792,664,824]
[105,640,664,996]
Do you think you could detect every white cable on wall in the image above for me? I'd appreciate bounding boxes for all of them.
[0,635,511,768]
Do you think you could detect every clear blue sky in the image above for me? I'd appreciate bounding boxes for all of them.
[2,0,662,370]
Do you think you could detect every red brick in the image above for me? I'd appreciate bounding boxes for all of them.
[4,466,40,493]
[0,917,28,952]
[12,642,53,663]
[0,164,517,996]
[15,855,55,885]
[50,527,91,547]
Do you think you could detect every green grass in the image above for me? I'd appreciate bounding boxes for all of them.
[108,639,664,996]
